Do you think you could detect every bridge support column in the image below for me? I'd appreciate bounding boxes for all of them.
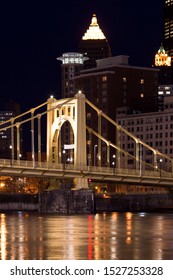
[74,92,88,189]
[74,177,88,189]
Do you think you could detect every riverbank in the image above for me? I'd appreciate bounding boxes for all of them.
[95,193,173,212]
[0,190,173,213]
[0,193,38,211]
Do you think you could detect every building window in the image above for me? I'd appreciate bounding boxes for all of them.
[102,90,107,96]
[102,76,107,82]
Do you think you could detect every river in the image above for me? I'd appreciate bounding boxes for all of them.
[0,211,173,260]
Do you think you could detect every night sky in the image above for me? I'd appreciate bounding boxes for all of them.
[0,0,163,112]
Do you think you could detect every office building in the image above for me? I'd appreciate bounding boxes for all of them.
[75,55,159,166]
[0,101,22,159]
[154,43,173,84]
[116,95,173,171]
[57,14,111,162]
[78,14,111,69]
[57,52,88,98]
[164,0,173,63]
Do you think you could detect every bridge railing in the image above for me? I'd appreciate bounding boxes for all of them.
[0,159,173,179]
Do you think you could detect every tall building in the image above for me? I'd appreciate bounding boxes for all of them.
[57,52,88,98]
[164,0,173,63]
[57,14,111,163]
[78,14,111,69]
[0,101,22,160]
[155,44,171,67]
[75,55,159,166]
[154,44,172,84]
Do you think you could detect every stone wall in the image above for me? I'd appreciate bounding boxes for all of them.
[95,193,173,212]
[1,192,173,213]
[39,189,95,214]
[0,202,38,211]
[0,194,38,211]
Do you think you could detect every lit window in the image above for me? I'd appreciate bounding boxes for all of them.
[102,76,107,82]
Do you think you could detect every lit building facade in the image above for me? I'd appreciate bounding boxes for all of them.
[155,44,171,66]
[78,14,111,69]
[164,0,173,63]
[158,84,173,110]
[116,95,173,171]
[154,44,173,84]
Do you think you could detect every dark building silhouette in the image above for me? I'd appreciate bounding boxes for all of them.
[0,101,22,160]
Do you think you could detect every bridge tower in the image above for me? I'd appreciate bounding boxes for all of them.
[46,91,88,189]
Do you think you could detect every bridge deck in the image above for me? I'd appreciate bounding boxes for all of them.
[0,159,173,187]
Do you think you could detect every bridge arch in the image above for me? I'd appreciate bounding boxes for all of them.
[47,92,87,170]
[52,119,75,164]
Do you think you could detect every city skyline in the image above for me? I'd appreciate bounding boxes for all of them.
[0,0,163,111]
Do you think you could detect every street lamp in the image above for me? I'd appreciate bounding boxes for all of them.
[94,145,97,166]
[9,145,12,165]
[159,158,163,177]
[63,150,66,168]
[112,161,115,174]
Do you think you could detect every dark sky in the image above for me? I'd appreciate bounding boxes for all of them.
[0,0,163,112]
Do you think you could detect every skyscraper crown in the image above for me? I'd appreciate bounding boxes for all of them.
[155,44,171,66]
[82,14,106,40]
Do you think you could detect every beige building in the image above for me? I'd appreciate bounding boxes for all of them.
[116,95,173,171]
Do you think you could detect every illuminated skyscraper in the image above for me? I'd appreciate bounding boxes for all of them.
[155,44,171,66]
[164,0,173,63]
[78,14,111,68]
[154,44,172,84]
[57,52,88,98]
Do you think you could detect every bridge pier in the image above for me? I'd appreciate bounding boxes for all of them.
[74,177,88,189]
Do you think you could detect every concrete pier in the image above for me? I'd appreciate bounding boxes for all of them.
[39,189,95,214]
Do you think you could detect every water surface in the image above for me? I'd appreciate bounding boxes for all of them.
[0,211,173,260]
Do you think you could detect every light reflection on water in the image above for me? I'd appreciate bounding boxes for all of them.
[0,211,173,260]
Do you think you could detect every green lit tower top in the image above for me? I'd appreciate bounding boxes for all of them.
[164,0,173,63]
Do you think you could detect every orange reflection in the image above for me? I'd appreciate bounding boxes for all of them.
[125,212,133,245]
[0,213,7,260]
[87,215,93,259]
